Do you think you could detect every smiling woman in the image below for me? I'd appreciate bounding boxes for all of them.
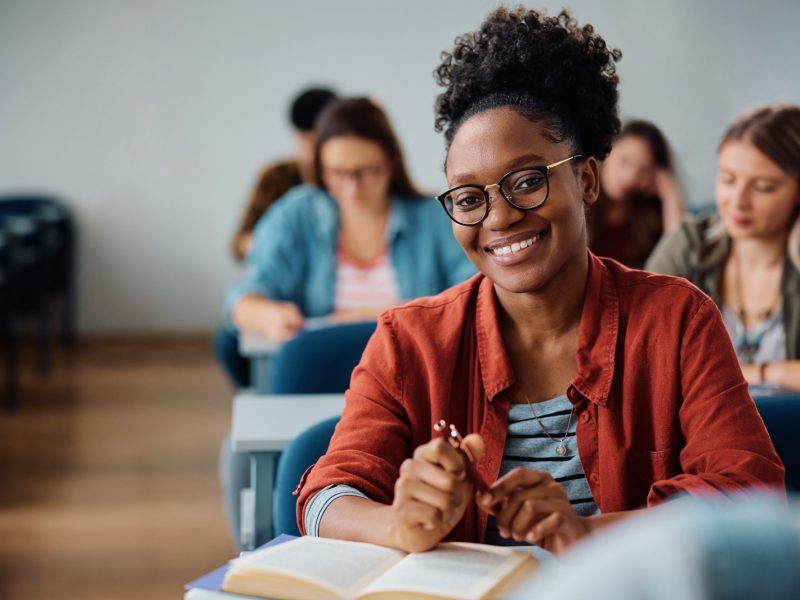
[296,7,785,555]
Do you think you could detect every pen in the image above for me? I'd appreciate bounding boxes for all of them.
[433,419,489,493]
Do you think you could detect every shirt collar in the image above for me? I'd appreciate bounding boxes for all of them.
[475,252,618,407]
[475,277,516,401]
[572,253,619,406]
[311,189,339,238]
[696,219,730,301]
[784,259,800,294]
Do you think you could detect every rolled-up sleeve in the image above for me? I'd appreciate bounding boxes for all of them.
[304,484,369,536]
[296,312,413,534]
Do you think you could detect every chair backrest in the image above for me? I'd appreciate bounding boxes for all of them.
[754,395,800,492]
[271,321,377,536]
[270,321,377,394]
[274,416,340,537]
[0,194,69,216]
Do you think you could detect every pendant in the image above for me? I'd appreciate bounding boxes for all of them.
[556,444,567,456]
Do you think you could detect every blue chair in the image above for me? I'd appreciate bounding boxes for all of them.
[754,394,800,493]
[274,416,340,536]
[0,195,77,347]
[0,228,19,411]
[270,321,377,394]
[271,321,377,536]
[0,215,50,378]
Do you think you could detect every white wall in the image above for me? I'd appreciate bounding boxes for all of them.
[1,0,798,332]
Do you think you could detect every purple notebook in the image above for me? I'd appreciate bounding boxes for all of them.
[185,534,297,592]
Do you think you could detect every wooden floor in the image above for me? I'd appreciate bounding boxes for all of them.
[0,337,236,599]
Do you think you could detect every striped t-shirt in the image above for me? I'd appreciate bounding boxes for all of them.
[333,247,400,312]
[305,394,599,545]
[484,394,599,546]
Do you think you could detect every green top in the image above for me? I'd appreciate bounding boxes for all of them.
[645,215,800,360]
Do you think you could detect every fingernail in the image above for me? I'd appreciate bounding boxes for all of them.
[499,527,509,537]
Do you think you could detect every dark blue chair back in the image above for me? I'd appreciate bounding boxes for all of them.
[0,229,19,410]
[274,416,340,536]
[754,395,800,493]
[0,194,76,344]
[270,321,377,394]
[271,321,377,536]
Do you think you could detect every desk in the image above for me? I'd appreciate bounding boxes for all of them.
[238,332,280,393]
[238,317,333,393]
[231,392,346,549]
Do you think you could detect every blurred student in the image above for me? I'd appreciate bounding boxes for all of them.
[588,120,685,267]
[215,97,475,388]
[218,97,475,543]
[230,86,337,262]
[647,104,800,391]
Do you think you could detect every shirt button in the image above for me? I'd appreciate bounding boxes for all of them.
[579,411,591,424]
[589,473,600,484]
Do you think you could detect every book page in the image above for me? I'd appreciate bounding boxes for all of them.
[358,542,534,600]
[229,537,405,597]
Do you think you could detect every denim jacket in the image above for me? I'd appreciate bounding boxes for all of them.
[225,184,476,318]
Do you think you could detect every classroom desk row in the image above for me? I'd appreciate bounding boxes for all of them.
[231,384,800,551]
[239,317,332,393]
[232,392,345,549]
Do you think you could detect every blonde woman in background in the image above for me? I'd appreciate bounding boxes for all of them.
[647,104,800,391]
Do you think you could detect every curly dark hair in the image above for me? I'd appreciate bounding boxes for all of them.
[434,6,622,159]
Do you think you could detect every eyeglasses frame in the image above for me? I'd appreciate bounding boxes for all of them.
[436,154,583,226]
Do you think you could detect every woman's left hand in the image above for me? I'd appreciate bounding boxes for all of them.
[651,168,681,201]
[477,468,590,555]
[650,168,685,232]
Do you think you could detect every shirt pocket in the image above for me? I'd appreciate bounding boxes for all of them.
[629,447,678,486]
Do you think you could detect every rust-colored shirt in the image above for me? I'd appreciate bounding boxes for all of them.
[297,253,785,540]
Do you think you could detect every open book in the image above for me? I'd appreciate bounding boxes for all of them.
[221,536,538,600]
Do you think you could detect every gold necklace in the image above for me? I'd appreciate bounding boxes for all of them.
[523,394,575,457]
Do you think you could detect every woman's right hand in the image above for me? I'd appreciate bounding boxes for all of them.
[388,434,484,553]
[232,295,303,343]
[260,301,304,342]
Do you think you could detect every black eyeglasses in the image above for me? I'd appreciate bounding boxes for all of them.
[436,154,583,226]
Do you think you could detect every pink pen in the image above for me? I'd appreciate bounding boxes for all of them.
[433,419,489,493]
